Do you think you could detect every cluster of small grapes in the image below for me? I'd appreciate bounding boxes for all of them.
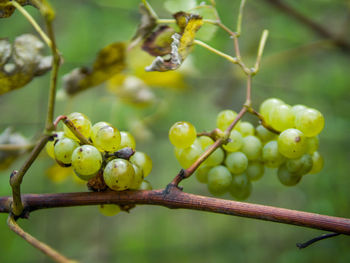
[46,112,152,216]
[168,98,324,201]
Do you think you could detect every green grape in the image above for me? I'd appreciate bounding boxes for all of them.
[225,152,248,174]
[197,136,214,149]
[255,125,276,143]
[207,165,232,196]
[309,151,324,174]
[305,136,319,154]
[241,135,262,160]
[262,140,286,168]
[45,131,64,159]
[259,98,284,122]
[138,180,153,190]
[236,122,254,137]
[246,161,264,181]
[195,165,211,183]
[291,104,307,118]
[63,112,92,141]
[223,130,243,152]
[90,121,111,142]
[54,137,79,166]
[71,145,102,180]
[216,110,238,131]
[277,164,302,186]
[295,108,325,137]
[92,125,121,152]
[269,104,295,131]
[99,204,121,216]
[229,173,252,201]
[169,121,197,149]
[278,128,306,159]
[174,143,202,169]
[130,164,143,189]
[119,131,136,150]
[203,146,224,167]
[286,154,313,176]
[130,151,153,177]
[103,159,135,191]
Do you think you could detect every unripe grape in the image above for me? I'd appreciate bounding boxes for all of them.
[130,164,143,189]
[216,110,238,131]
[90,122,111,142]
[246,161,264,181]
[46,131,64,159]
[197,136,214,149]
[195,165,211,183]
[262,140,286,168]
[174,143,202,169]
[259,98,284,122]
[278,129,306,159]
[255,125,276,143]
[225,152,248,174]
[277,164,302,186]
[138,180,152,190]
[119,131,136,150]
[269,104,295,131]
[295,108,325,137]
[241,135,262,160]
[229,173,252,201]
[103,159,135,191]
[223,130,243,152]
[54,137,79,166]
[291,104,307,118]
[203,146,224,167]
[129,151,152,177]
[93,125,121,152]
[169,121,196,149]
[99,204,121,216]
[309,151,324,174]
[305,136,319,154]
[71,145,102,180]
[236,122,254,137]
[207,165,232,196]
[63,112,92,141]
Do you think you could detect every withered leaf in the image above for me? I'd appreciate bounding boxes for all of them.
[142,25,175,57]
[145,12,203,72]
[63,42,126,95]
[129,2,157,50]
[0,34,52,95]
[0,0,38,18]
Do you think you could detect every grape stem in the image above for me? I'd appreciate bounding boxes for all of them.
[7,215,75,263]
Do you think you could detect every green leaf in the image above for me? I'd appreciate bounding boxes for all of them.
[164,0,197,13]
[0,34,52,95]
[63,42,126,95]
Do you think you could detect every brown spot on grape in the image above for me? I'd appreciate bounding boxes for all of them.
[295,136,301,142]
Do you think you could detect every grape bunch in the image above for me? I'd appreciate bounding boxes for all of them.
[46,112,153,216]
[169,98,324,201]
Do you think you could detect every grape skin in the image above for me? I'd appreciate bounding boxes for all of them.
[46,131,64,159]
[241,135,262,161]
[119,131,136,150]
[207,165,232,196]
[130,151,153,177]
[262,140,286,168]
[255,125,276,143]
[195,165,211,183]
[309,151,324,174]
[236,122,254,137]
[63,112,92,141]
[246,161,264,181]
[54,137,79,166]
[216,110,238,131]
[99,204,121,216]
[169,121,197,149]
[129,164,144,189]
[103,159,135,191]
[71,145,102,180]
[225,152,248,174]
[138,180,153,190]
[90,122,111,142]
[277,164,302,186]
[259,98,284,121]
[223,130,243,152]
[269,104,295,131]
[277,129,306,159]
[295,108,325,137]
[229,173,252,201]
[93,125,121,152]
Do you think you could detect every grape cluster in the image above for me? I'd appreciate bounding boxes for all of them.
[46,112,153,216]
[169,98,324,200]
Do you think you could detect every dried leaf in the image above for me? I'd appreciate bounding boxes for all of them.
[63,42,126,95]
[0,127,29,171]
[142,25,175,57]
[145,12,203,72]
[0,0,38,18]
[0,34,52,95]
[129,3,157,50]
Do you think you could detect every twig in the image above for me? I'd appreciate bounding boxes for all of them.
[264,0,350,53]
[7,215,75,263]
[0,144,34,151]
[253,29,269,74]
[236,0,246,37]
[249,108,280,134]
[296,233,340,249]
[63,119,92,145]
[1,191,350,235]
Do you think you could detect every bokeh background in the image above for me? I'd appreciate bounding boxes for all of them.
[1,0,350,262]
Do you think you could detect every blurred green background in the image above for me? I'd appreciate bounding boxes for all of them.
[1,0,350,262]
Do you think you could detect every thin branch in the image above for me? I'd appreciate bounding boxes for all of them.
[10,1,52,48]
[9,135,50,216]
[249,108,280,134]
[296,233,340,249]
[1,191,350,236]
[236,0,247,36]
[264,0,350,53]
[7,215,75,263]
[0,144,34,151]
[63,119,92,145]
[253,29,269,74]
[194,39,237,63]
